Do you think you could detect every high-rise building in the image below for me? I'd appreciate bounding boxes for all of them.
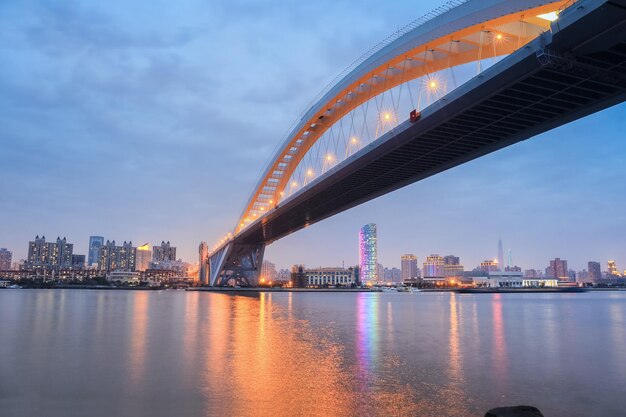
[401,254,418,281]
[135,243,152,272]
[26,236,74,270]
[443,255,464,277]
[607,260,620,277]
[359,224,377,284]
[199,242,209,285]
[546,258,568,281]
[0,248,12,270]
[88,236,104,266]
[153,241,177,263]
[498,238,504,271]
[384,267,402,283]
[423,254,445,278]
[99,240,136,272]
[71,254,85,268]
[480,259,499,273]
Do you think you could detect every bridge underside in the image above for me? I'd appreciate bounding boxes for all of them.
[211,0,626,286]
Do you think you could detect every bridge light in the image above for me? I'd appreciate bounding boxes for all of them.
[383,112,391,121]
[292,181,297,187]
[269,199,273,204]
[307,169,313,176]
[351,137,358,144]
[326,155,332,161]
[495,33,503,40]
[537,11,558,22]
[429,80,437,89]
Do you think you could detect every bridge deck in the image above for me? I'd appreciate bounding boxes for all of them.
[228,0,626,249]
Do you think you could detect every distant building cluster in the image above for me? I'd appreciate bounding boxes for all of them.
[268,225,626,289]
[0,235,197,286]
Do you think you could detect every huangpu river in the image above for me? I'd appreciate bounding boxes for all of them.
[1,289,625,417]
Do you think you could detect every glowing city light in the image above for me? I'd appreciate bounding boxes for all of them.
[326,155,333,161]
[307,169,313,176]
[429,80,437,89]
[351,137,358,144]
[292,181,297,186]
[495,33,503,40]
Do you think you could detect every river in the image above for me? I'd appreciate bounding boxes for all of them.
[1,289,624,416]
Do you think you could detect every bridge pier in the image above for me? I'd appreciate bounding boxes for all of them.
[208,242,265,287]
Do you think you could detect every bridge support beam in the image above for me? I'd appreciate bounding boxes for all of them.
[208,242,265,287]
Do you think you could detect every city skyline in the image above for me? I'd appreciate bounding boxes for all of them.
[0,0,625,272]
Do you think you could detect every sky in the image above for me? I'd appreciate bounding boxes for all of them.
[0,0,625,272]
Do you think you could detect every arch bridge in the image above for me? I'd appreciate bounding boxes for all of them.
[206,0,626,286]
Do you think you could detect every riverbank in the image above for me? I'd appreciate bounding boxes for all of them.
[186,287,374,293]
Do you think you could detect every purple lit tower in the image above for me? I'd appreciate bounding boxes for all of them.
[359,223,378,284]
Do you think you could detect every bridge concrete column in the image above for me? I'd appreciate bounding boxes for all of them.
[208,242,265,287]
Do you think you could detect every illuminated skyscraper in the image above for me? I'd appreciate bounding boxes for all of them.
[588,261,602,282]
[480,259,499,273]
[359,223,377,284]
[88,236,104,266]
[135,243,152,272]
[401,254,418,281]
[608,260,620,277]
[423,254,445,278]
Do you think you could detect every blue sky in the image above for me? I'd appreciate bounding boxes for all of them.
[1,0,624,272]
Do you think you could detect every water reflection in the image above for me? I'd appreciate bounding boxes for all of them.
[356,293,380,375]
[127,291,149,387]
[491,294,509,387]
[2,291,626,417]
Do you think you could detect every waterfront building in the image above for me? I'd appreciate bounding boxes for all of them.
[99,240,136,272]
[0,248,12,270]
[480,259,499,273]
[472,271,558,288]
[291,265,307,288]
[199,242,209,285]
[135,244,152,272]
[443,255,463,277]
[302,266,357,288]
[384,267,402,283]
[607,260,621,277]
[401,254,418,281]
[26,236,74,271]
[423,254,445,278]
[359,224,377,284]
[106,270,140,285]
[524,269,543,278]
[546,258,568,281]
[261,260,277,283]
[153,241,177,263]
[88,236,104,266]
[497,238,505,271]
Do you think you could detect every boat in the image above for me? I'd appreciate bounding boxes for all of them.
[8,285,21,289]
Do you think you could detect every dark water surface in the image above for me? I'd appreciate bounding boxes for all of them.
[1,289,625,417]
